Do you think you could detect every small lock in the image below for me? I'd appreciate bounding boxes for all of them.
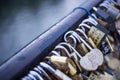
[64,30,88,55]
[88,26,106,46]
[70,31,104,71]
[50,55,77,76]
[58,42,83,73]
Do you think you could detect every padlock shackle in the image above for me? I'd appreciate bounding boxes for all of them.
[82,18,98,26]
[50,51,61,56]
[59,42,82,59]
[76,28,88,39]
[72,31,93,50]
[79,23,91,29]
[29,70,44,80]
[68,35,77,48]
[36,66,51,80]
[54,45,71,57]
[64,31,81,43]
[39,62,56,73]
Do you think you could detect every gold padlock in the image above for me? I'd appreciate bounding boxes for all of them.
[50,55,77,76]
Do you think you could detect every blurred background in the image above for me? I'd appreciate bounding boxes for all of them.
[0,0,86,65]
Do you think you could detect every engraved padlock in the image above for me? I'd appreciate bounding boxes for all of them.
[79,22,105,46]
[68,31,104,71]
[80,17,114,53]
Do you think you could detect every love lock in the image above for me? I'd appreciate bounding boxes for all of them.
[57,42,82,72]
[80,19,114,52]
[67,31,104,71]
[64,31,88,55]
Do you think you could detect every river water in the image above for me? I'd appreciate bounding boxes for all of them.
[0,0,86,65]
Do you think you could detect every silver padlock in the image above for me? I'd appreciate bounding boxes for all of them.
[68,31,104,71]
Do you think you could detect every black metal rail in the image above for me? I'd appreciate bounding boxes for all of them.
[0,0,103,80]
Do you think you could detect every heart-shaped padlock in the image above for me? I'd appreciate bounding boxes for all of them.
[68,31,104,71]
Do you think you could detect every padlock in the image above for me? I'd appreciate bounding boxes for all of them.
[50,55,77,76]
[64,31,89,55]
[39,62,72,80]
[69,31,104,71]
[79,21,113,54]
[52,45,78,76]
[88,26,105,46]
[58,42,82,73]
[93,6,120,44]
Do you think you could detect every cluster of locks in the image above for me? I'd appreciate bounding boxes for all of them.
[22,0,120,80]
